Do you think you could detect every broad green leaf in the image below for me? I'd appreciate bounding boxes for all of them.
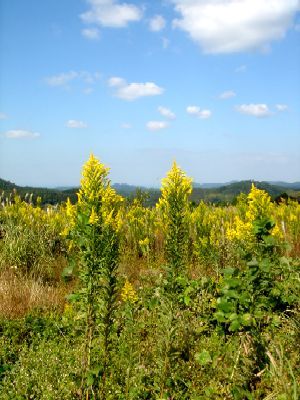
[195,350,212,365]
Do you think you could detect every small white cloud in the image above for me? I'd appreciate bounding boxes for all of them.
[108,76,126,87]
[66,120,88,129]
[83,87,94,95]
[121,123,132,129]
[162,37,170,49]
[45,71,101,88]
[236,104,272,117]
[81,0,143,28]
[81,27,100,40]
[45,71,78,87]
[0,112,8,120]
[4,130,40,139]
[186,106,212,119]
[149,15,166,32]
[146,121,169,131]
[108,77,164,101]
[219,90,236,100]
[158,106,176,120]
[235,65,247,73]
[276,104,288,111]
[171,0,300,54]
[294,23,300,31]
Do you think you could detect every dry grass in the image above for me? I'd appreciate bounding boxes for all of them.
[0,269,69,319]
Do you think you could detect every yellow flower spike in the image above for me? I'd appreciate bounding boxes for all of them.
[89,208,99,225]
[139,237,150,247]
[121,279,138,303]
[78,153,110,204]
[66,198,75,218]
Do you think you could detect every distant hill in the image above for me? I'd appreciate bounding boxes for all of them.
[267,181,300,190]
[193,181,237,189]
[190,180,300,204]
[0,178,78,205]
[0,178,299,206]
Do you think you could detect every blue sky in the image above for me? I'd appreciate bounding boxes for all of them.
[0,0,300,187]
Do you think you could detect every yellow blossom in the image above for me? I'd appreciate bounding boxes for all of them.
[121,279,138,303]
[89,208,99,224]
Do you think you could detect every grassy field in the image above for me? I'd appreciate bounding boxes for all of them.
[0,155,299,399]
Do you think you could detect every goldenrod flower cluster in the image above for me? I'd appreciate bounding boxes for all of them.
[157,161,192,214]
[121,279,138,303]
[77,154,124,232]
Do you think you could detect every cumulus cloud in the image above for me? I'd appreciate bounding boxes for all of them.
[66,120,88,129]
[236,104,272,117]
[149,15,166,32]
[45,71,101,88]
[186,106,212,119]
[3,130,40,139]
[108,76,164,101]
[276,104,288,111]
[81,27,100,40]
[0,112,8,120]
[146,121,169,131]
[80,0,142,28]
[219,90,236,100]
[171,0,300,53]
[158,106,176,120]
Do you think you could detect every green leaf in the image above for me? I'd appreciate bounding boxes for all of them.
[229,319,241,332]
[217,299,234,313]
[195,350,212,365]
[214,311,226,322]
[241,313,252,326]
[66,293,80,302]
[86,373,94,386]
[226,278,240,288]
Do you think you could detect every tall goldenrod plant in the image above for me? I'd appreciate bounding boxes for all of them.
[157,161,192,277]
[69,154,123,399]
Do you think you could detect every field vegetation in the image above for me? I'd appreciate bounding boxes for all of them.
[0,154,299,399]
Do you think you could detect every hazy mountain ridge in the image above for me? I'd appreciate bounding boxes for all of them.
[1,177,299,205]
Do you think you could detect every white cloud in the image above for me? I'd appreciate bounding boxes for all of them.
[45,71,101,88]
[146,121,169,131]
[219,90,236,100]
[121,123,132,129]
[236,104,272,117]
[158,106,176,120]
[171,0,300,53]
[81,0,142,28]
[235,65,247,73]
[162,37,170,49]
[45,71,78,87]
[81,27,100,40]
[108,76,126,87]
[276,104,288,111]
[149,15,166,32]
[66,120,88,129]
[4,130,40,139]
[83,87,94,95]
[186,106,212,119]
[0,112,8,120]
[108,76,164,101]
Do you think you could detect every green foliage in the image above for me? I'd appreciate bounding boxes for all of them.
[0,161,299,399]
[157,162,192,276]
[68,154,122,398]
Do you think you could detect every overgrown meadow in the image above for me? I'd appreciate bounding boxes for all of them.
[0,155,299,400]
